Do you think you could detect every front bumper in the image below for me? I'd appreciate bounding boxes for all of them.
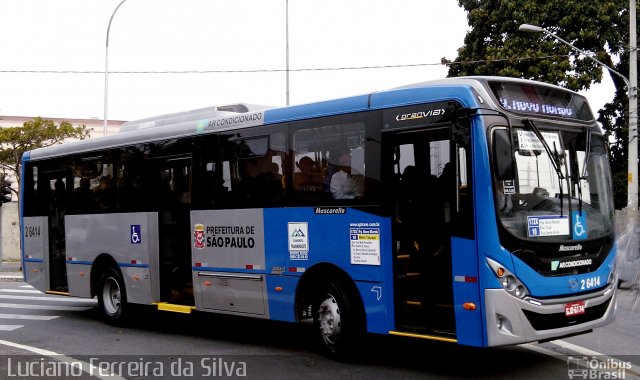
[485,278,617,346]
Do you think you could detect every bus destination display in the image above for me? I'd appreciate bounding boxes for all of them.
[489,81,593,121]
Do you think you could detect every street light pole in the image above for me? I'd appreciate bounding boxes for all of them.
[629,0,638,210]
[104,0,129,136]
[285,0,290,106]
[519,22,638,209]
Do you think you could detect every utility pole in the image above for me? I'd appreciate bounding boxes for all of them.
[285,0,290,106]
[628,0,638,210]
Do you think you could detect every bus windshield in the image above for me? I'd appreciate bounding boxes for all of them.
[493,125,614,242]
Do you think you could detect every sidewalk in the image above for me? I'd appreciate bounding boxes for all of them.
[0,261,24,282]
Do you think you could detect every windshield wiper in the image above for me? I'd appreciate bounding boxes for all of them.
[523,119,568,215]
[523,119,563,177]
[581,125,592,179]
[577,126,592,215]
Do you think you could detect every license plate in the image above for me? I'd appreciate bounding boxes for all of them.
[565,301,586,317]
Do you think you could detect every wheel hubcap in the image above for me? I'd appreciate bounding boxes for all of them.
[102,277,121,315]
[318,294,341,345]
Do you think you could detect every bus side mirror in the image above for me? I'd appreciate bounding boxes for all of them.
[493,129,514,181]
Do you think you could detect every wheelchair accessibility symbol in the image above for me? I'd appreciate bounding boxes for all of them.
[571,212,587,240]
[130,225,141,244]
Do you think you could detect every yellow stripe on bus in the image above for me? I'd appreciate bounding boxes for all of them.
[388,331,457,343]
[154,302,195,314]
[45,290,70,296]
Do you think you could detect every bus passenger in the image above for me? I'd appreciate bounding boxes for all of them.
[293,156,323,192]
[72,177,97,212]
[95,176,115,210]
[330,152,364,199]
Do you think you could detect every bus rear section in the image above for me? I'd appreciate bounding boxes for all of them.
[20,149,196,312]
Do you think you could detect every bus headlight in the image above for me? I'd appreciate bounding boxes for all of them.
[502,275,517,291]
[487,258,529,299]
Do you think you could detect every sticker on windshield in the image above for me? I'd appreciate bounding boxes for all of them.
[517,130,562,152]
[527,215,569,237]
[503,180,516,195]
[571,211,587,240]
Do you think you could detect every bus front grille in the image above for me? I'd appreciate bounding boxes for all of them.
[521,298,611,331]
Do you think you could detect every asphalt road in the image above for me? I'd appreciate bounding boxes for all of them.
[0,280,637,380]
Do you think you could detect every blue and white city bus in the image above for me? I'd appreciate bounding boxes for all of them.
[20,76,617,356]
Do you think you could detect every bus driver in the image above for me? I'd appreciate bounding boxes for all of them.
[330,152,364,199]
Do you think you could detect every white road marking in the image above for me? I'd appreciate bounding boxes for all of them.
[0,325,23,331]
[0,339,125,380]
[0,295,97,303]
[523,340,640,379]
[521,343,562,357]
[554,339,640,378]
[0,302,92,311]
[0,313,58,321]
[0,289,43,294]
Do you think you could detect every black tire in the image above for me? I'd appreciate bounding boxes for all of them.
[97,267,129,325]
[313,279,364,359]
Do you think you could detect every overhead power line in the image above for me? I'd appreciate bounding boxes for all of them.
[0,54,575,75]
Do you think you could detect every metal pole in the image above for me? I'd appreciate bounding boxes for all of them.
[285,0,290,106]
[628,0,638,209]
[104,0,128,136]
[520,25,631,88]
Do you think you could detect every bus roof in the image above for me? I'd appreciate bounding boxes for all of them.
[25,76,582,161]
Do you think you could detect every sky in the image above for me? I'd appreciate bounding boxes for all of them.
[0,0,616,123]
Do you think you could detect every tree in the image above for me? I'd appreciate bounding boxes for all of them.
[0,117,90,195]
[448,0,633,208]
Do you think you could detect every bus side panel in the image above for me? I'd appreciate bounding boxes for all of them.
[65,213,160,303]
[22,216,48,292]
[354,280,391,335]
[262,207,392,334]
[451,237,484,346]
[191,209,269,317]
[264,275,298,322]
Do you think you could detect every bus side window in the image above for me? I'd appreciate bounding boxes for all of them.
[232,132,286,207]
[291,119,368,203]
[118,154,146,212]
[237,153,283,205]
[198,161,228,207]
[67,155,115,214]
[23,164,41,216]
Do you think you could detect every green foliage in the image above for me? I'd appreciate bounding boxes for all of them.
[450,0,627,91]
[450,0,634,208]
[0,117,90,194]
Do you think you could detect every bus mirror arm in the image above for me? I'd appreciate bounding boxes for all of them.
[493,129,515,180]
[463,108,516,181]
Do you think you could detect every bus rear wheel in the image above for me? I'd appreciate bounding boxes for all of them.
[313,279,363,359]
[97,268,128,325]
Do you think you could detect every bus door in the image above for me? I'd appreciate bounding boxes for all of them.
[384,122,478,341]
[152,155,194,305]
[43,169,71,293]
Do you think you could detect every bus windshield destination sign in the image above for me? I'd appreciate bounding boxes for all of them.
[489,81,593,121]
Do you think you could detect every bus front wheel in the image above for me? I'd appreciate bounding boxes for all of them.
[97,268,128,325]
[313,279,363,358]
